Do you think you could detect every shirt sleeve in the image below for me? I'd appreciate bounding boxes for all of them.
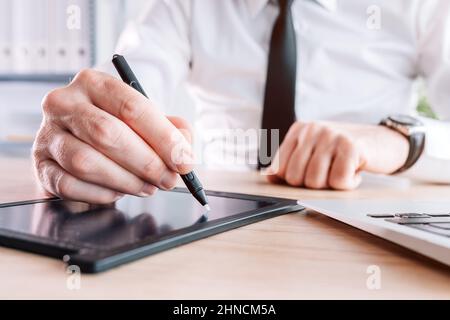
[98,0,192,112]
[399,0,450,183]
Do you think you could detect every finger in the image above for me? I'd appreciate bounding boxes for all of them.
[304,149,333,189]
[266,174,284,184]
[47,129,158,196]
[283,147,310,186]
[36,158,123,204]
[166,115,195,169]
[304,131,335,189]
[267,122,301,176]
[58,102,177,190]
[73,69,194,174]
[282,123,318,185]
[328,144,363,190]
[167,115,193,144]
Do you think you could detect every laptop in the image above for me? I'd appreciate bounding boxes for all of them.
[297,199,450,266]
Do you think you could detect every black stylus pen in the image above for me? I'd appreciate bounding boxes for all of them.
[112,54,210,211]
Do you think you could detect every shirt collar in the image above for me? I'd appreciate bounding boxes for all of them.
[246,0,337,17]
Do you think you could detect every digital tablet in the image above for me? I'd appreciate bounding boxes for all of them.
[0,189,303,273]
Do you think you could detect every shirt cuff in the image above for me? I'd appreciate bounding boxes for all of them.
[398,116,450,183]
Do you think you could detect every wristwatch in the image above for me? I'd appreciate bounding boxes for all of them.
[379,114,426,174]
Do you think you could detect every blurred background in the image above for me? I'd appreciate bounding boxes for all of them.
[0,0,154,156]
[0,0,435,158]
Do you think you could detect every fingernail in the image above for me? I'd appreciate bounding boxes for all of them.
[160,171,177,190]
[175,144,194,168]
[138,183,158,197]
[183,146,194,163]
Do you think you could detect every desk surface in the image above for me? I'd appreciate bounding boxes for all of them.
[0,155,449,299]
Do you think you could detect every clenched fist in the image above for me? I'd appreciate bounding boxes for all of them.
[266,121,409,190]
[33,69,194,204]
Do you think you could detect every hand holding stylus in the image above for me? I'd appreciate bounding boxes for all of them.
[33,68,195,204]
[112,54,209,209]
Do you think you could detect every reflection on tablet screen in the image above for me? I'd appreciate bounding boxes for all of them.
[0,191,271,251]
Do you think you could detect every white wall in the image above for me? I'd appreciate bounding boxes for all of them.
[95,0,150,64]
[95,0,195,122]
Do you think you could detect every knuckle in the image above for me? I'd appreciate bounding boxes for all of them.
[32,127,57,176]
[36,161,51,190]
[313,122,324,132]
[336,134,354,149]
[303,122,315,133]
[31,144,44,168]
[304,122,320,138]
[142,156,165,182]
[288,121,302,136]
[285,174,301,187]
[55,173,72,198]
[304,175,322,189]
[291,121,302,131]
[101,76,121,94]
[39,125,58,152]
[32,131,44,159]
[319,127,335,141]
[74,68,97,84]
[32,156,47,185]
[50,132,68,158]
[90,116,124,150]
[119,95,145,123]
[42,88,64,114]
[94,76,114,97]
[70,148,95,176]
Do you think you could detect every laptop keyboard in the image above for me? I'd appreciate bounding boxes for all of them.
[367,213,450,237]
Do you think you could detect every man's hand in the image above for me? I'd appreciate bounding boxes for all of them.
[266,121,409,190]
[33,69,194,204]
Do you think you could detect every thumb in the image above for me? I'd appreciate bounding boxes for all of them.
[166,116,193,144]
[166,116,195,171]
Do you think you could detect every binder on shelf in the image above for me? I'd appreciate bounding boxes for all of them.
[0,0,95,81]
[0,0,13,73]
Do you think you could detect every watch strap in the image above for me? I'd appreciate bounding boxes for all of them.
[394,131,425,174]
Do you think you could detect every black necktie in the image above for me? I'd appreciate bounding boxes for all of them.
[259,0,297,168]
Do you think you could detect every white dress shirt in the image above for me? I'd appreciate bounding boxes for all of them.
[107,0,450,182]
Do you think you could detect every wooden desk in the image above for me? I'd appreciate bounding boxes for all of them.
[0,155,449,299]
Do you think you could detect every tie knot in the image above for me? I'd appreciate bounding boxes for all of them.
[279,0,294,10]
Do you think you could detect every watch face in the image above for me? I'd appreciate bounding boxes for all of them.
[388,114,423,126]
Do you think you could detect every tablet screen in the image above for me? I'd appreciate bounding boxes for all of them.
[0,191,272,251]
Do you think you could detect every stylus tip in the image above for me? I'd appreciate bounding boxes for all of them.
[203,204,211,212]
